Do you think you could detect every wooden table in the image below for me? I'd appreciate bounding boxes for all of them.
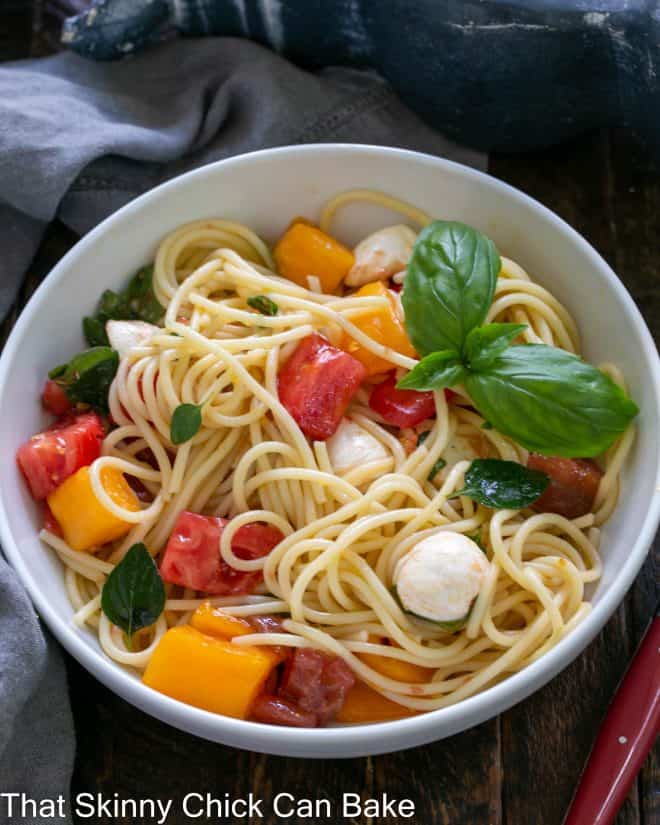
[2,3,658,823]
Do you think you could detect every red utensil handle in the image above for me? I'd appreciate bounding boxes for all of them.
[564,617,660,825]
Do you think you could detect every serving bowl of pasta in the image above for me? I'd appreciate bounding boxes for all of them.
[1,144,658,757]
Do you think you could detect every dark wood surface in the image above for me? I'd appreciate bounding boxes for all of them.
[1,3,658,824]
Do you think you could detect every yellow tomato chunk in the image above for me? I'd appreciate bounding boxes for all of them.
[336,681,419,723]
[341,281,416,375]
[143,626,278,719]
[191,602,253,639]
[47,465,139,553]
[274,221,354,292]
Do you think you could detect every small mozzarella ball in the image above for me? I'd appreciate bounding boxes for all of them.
[394,533,489,622]
[345,225,417,287]
[326,419,388,474]
[106,320,159,358]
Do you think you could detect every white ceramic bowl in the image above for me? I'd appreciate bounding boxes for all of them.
[1,145,658,758]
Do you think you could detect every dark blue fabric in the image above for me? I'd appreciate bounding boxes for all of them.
[62,0,660,152]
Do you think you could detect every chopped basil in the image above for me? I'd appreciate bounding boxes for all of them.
[83,264,163,346]
[247,295,279,316]
[453,458,549,509]
[417,430,431,446]
[101,544,165,643]
[49,346,118,412]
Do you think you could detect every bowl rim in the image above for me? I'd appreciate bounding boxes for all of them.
[1,143,659,755]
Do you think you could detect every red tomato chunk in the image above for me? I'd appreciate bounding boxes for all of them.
[160,511,284,596]
[277,648,355,726]
[41,380,73,417]
[369,373,436,428]
[278,333,366,440]
[251,694,317,728]
[17,411,105,500]
[527,454,603,519]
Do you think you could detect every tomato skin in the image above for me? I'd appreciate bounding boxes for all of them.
[160,511,284,595]
[278,333,366,440]
[251,695,317,727]
[41,380,73,417]
[369,373,436,428]
[42,502,63,537]
[279,648,355,726]
[17,412,105,500]
[527,454,603,519]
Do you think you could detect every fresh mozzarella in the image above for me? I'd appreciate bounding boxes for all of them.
[345,225,417,287]
[326,419,388,474]
[394,533,489,622]
[106,320,159,358]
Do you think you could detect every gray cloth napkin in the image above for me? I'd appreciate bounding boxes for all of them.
[0,36,483,820]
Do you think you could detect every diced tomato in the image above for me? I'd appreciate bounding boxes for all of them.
[160,511,284,595]
[41,380,73,417]
[279,648,355,726]
[17,412,105,500]
[278,333,367,440]
[251,694,318,727]
[42,502,63,537]
[369,373,436,428]
[527,454,603,519]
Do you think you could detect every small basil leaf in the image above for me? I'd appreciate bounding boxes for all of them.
[465,344,639,457]
[171,403,202,445]
[481,421,493,430]
[52,346,119,412]
[125,265,164,325]
[396,350,465,391]
[465,323,527,371]
[247,295,279,316]
[402,220,500,356]
[391,586,469,632]
[101,543,165,641]
[468,530,487,552]
[427,458,447,482]
[454,458,549,509]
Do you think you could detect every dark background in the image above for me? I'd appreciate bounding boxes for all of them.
[1,2,658,823]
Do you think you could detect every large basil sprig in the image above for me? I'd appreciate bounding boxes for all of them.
[101,543,165,645]
[399,222,638,458]
[402,220,500,356]
[465,345,638,457]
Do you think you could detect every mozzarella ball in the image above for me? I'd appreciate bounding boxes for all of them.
[394,533,489,623]
[326,419,388,474]
[106,320,159,358]
[345,225,417,287]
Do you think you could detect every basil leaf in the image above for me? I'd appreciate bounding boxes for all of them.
[397,350,465,391]
[417,430,431,446]
[83,316,109,347]
[84,265,163,346]
[454,458,549,509]
[402,220,500,356]
[427,458,447,482]
[465,323,527,371]
[465,344,638,457]
[247,295,279,316]
[171,403,202,445]
[391,586,469,632]
[101,544,165,641]
[51,346,118,412]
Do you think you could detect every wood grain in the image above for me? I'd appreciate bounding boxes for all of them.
[1,4,658,824]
